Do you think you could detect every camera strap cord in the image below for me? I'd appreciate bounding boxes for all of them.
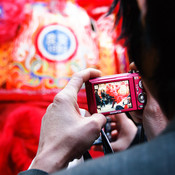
[101,129,114,154]
[83,129,114,161]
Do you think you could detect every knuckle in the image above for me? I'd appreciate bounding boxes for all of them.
[72,74,83,84]
[54,93,68,104]
[88,119,101,135]
[72,71,80,78]
[73,71,84,81]
[90,119,99,128]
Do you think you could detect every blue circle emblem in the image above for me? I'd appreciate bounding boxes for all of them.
[37,24,77,62]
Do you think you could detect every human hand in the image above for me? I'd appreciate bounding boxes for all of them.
[30,68,106,173]
[130,84,168,140]
[92,114,137,153]
[109,114,137,152]
[129,62,168,140]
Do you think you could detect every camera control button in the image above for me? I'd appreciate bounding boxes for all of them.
[139,80,143,89]
[139,105,144,108]
[138,93,145,103]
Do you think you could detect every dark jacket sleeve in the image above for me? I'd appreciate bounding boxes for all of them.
[129,124,147,147]
[18,169,48,175]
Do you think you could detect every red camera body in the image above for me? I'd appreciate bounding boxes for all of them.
[85,72,145,115]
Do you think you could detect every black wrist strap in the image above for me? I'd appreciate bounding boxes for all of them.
[83,129,114,161]
[101,130,114,154]
[83,151,92,160]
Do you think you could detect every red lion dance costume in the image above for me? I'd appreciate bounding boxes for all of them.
[0,0,129,174]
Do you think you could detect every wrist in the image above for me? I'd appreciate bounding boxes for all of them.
[30,147,70,173]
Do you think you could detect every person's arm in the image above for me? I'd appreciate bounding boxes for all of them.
[129,62,168,140]
[19,68,106,174]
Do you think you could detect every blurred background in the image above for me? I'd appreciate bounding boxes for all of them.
[0,0,129,174]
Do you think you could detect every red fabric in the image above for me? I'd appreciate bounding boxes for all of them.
[0,0,33,43]
[0,100,103,175]
[0,0,126,173]
[0,101,47,175]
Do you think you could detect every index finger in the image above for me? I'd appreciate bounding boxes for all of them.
[109,113,127,122]
[62,68,101,95]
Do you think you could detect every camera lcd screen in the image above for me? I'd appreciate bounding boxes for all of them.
[94,80,132,113]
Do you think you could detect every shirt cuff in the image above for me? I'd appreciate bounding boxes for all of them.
[18,169,48,175]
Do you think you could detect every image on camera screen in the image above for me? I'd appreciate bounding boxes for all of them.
[94,80,132,113]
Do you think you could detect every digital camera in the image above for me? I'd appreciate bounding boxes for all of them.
[85,72,146,115]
